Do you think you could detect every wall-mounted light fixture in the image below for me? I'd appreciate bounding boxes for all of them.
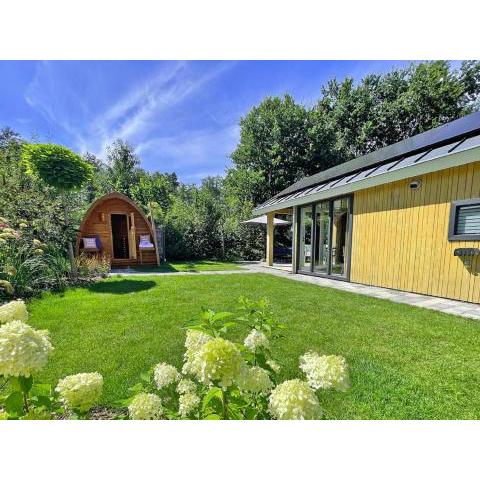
[409,179,422,190]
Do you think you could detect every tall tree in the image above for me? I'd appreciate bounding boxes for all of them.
[106,139,141,196]
[83,152,111,201]
[130,171,179,216]
[22,143,93,273]
[230,94,340,202]
[230,61,480,207]
[316,60,480,159]
[0,127,24,187]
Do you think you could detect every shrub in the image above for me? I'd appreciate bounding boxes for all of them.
[74,253,110,278]
[0,300,103,419]
[0,296,350,420]
[123,297,350,420]
[0,218,71,300]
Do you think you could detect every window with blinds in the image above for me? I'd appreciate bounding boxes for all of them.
[455,204,480,235]
[449,199,480,241]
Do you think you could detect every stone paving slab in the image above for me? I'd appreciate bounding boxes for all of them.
[240,262,480,320]
[110,268,251,276]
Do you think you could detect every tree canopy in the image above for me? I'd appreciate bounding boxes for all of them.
[106,139,142,197]
[229,61,480,204]
[22,143,92,191]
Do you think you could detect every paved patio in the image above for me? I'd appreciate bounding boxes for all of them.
[111,262,480,320]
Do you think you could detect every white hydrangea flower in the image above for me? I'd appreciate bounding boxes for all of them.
[182,329,212,375]
[238,366,273,394]
[178,392,200,418]
[191,337,247,389]
[0,300,28,324]
[269,379,322,420]
[266,359,281,374]
[244,329,269,351]
[128,393,163,420]
[56,372,103,412]
[299,352,350,391]
[0,320,53,377]
[177,378,197,395]
[153,362,181,389]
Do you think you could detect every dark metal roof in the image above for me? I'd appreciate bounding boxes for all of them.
[277,111,480,198]
[254,128,480,214]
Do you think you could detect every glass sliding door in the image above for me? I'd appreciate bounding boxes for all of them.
[298,205,313,271]
[330,197,350,277]
[314,201,329,274]
[296,195,351,278]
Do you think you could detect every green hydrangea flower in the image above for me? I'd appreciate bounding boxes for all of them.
[269,379,322,420]
[192,337,247,389]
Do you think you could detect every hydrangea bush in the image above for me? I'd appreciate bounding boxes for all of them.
[122,297,351,420]
[300,351,350,392]
[0,296,350,420]
[0,300,103,419]
[269,379,322,420]
[0,320,53,377]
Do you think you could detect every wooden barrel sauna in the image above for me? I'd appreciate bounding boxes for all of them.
[76,192,160,268]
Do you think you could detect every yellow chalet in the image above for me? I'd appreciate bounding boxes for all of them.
[253,112,480,303]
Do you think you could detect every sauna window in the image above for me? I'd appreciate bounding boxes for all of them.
[449,199,480,241]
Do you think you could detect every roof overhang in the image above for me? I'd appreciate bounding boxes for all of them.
[253,138,480,216]
[243,215,291,225]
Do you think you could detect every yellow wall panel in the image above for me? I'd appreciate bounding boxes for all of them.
[350,161,480,303]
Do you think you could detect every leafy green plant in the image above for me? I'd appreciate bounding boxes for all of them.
[124,297,350,420]
[0,217,70,300]
[75,253,110,278]
[0,300,103,419]
[22,144,92,191]
[22,143,93,275]
[236,296,285,338]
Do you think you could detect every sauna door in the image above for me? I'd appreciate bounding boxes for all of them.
[111,214,129,259]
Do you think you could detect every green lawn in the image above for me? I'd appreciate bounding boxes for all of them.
[128,260,242,273]
[27,273,480,419]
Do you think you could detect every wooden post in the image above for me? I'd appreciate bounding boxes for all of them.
[128,212,137,259]
[266,212,274,267]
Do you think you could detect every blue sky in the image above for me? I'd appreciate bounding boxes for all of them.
[0,60,414,183]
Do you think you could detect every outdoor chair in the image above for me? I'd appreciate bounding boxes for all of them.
[138,234,155,264]
[80,235,102,254]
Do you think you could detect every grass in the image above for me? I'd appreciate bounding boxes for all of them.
[28,273,480,419]
[128,260,242,273]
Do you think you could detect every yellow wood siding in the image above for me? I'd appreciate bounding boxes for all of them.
[350,161,480,303]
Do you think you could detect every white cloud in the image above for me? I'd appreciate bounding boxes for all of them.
[24,61,90,149]
[22,61,240,183]
[91,61,236,157]
[136,124,240,182]
[23,61,236,160]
